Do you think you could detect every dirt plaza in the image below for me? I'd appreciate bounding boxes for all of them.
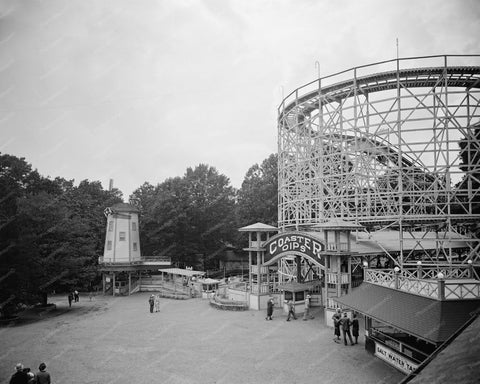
[1,293,404,384]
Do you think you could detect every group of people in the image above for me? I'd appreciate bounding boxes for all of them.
[67,290,80,307]
[266,294,315,322]
[9,362,51,384]
[332,308,359,346]
[148,294,161,313]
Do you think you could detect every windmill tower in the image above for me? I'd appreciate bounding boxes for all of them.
[103,202,141,263]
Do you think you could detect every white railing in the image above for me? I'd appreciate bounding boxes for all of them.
[325,242,349,252]
[444,282,480,299]
[365,268,480,300]
[402,264,474,280]
[251,283,270,294]
[397,277,439,299]
[251,265,270,274]
[327,272,350,284]
[98,256,171,265]
[249,241,265,249]
[365,269,396,289]
[326,298,342,309]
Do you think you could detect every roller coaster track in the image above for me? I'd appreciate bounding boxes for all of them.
[278,55,480,262]
[280,66,480,119]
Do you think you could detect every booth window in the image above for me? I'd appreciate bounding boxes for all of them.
[119,232,126,241]
[284,291,293,301]
[108,221,113,231]
[132,222,137,231]
[107,241,112,250]
[133,242,137,251]
[295,291,305,301]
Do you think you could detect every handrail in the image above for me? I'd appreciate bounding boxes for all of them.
[365,268,480,300]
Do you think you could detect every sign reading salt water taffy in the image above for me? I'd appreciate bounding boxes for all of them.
[264,232,325,263]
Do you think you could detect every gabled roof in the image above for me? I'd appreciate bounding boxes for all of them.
[334,282,480,344]
[238,222,278,232]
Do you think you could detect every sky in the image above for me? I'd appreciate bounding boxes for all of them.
[0,0,479,199]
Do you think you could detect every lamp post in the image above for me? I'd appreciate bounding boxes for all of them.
[394,266,400,289]
[468,259,473,279]
[437,272,445,300]
[363,260,369,282]
[416,260,422,279]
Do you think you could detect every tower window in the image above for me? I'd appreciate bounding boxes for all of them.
[132,222,137,231]
[119,232,126,241]
[108,221,113,231]
[107,241,112,250]
[133,242,137,251]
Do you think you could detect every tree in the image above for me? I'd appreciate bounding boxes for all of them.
[131,164,237,269]
[0,154,68,313]
[15,192,88,306]
[0,153,123,313]
[237,153,278,227]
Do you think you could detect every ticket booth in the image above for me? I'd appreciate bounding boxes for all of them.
[278,281,320,314]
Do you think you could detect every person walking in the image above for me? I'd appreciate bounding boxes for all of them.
[286,300,297,321]
[68,292,73,308]
[9,363,29,384]
[35,363,51,384]
[302,294,313,320]
[148,294,155,313]
[332,308,342,342]
[340,312,354,346]
[352,313,360,344]
[74,290,79,302]
[265,298,274,320]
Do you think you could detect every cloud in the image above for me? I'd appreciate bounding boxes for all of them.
[0,0,479,198]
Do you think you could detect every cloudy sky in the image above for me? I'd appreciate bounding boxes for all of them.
[1,0,479,198]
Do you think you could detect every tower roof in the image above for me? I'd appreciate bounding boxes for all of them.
[238,222,278,232]
[110,202,140,213]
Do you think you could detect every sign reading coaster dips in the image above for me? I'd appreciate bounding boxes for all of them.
[264,232,325,265]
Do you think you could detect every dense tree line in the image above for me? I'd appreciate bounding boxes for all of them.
[0,153,278,315]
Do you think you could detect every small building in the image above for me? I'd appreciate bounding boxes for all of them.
[98,202,170,295]
[334,264,480,375]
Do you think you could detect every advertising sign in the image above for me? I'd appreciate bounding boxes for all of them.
[374,342,419,374]
[264,232,324,261]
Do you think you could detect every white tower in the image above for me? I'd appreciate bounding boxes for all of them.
[103,203,141,263]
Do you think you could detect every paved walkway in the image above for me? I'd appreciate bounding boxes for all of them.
[1,293,404,384]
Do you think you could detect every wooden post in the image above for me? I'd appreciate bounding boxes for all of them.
[128,272,131,295]
[336,256,341,298]
[417,262,422,279]
[102,273,106,295]
[324,255,330,307]
[347,256,352,294]
[112,273,116,296]
[256,231,261,308]
[437,273,445,300]
[296,256,302,283]
[394,267,400,290]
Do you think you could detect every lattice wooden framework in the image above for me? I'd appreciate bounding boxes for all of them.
[277,256,323,284]
[278,55,480,265]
